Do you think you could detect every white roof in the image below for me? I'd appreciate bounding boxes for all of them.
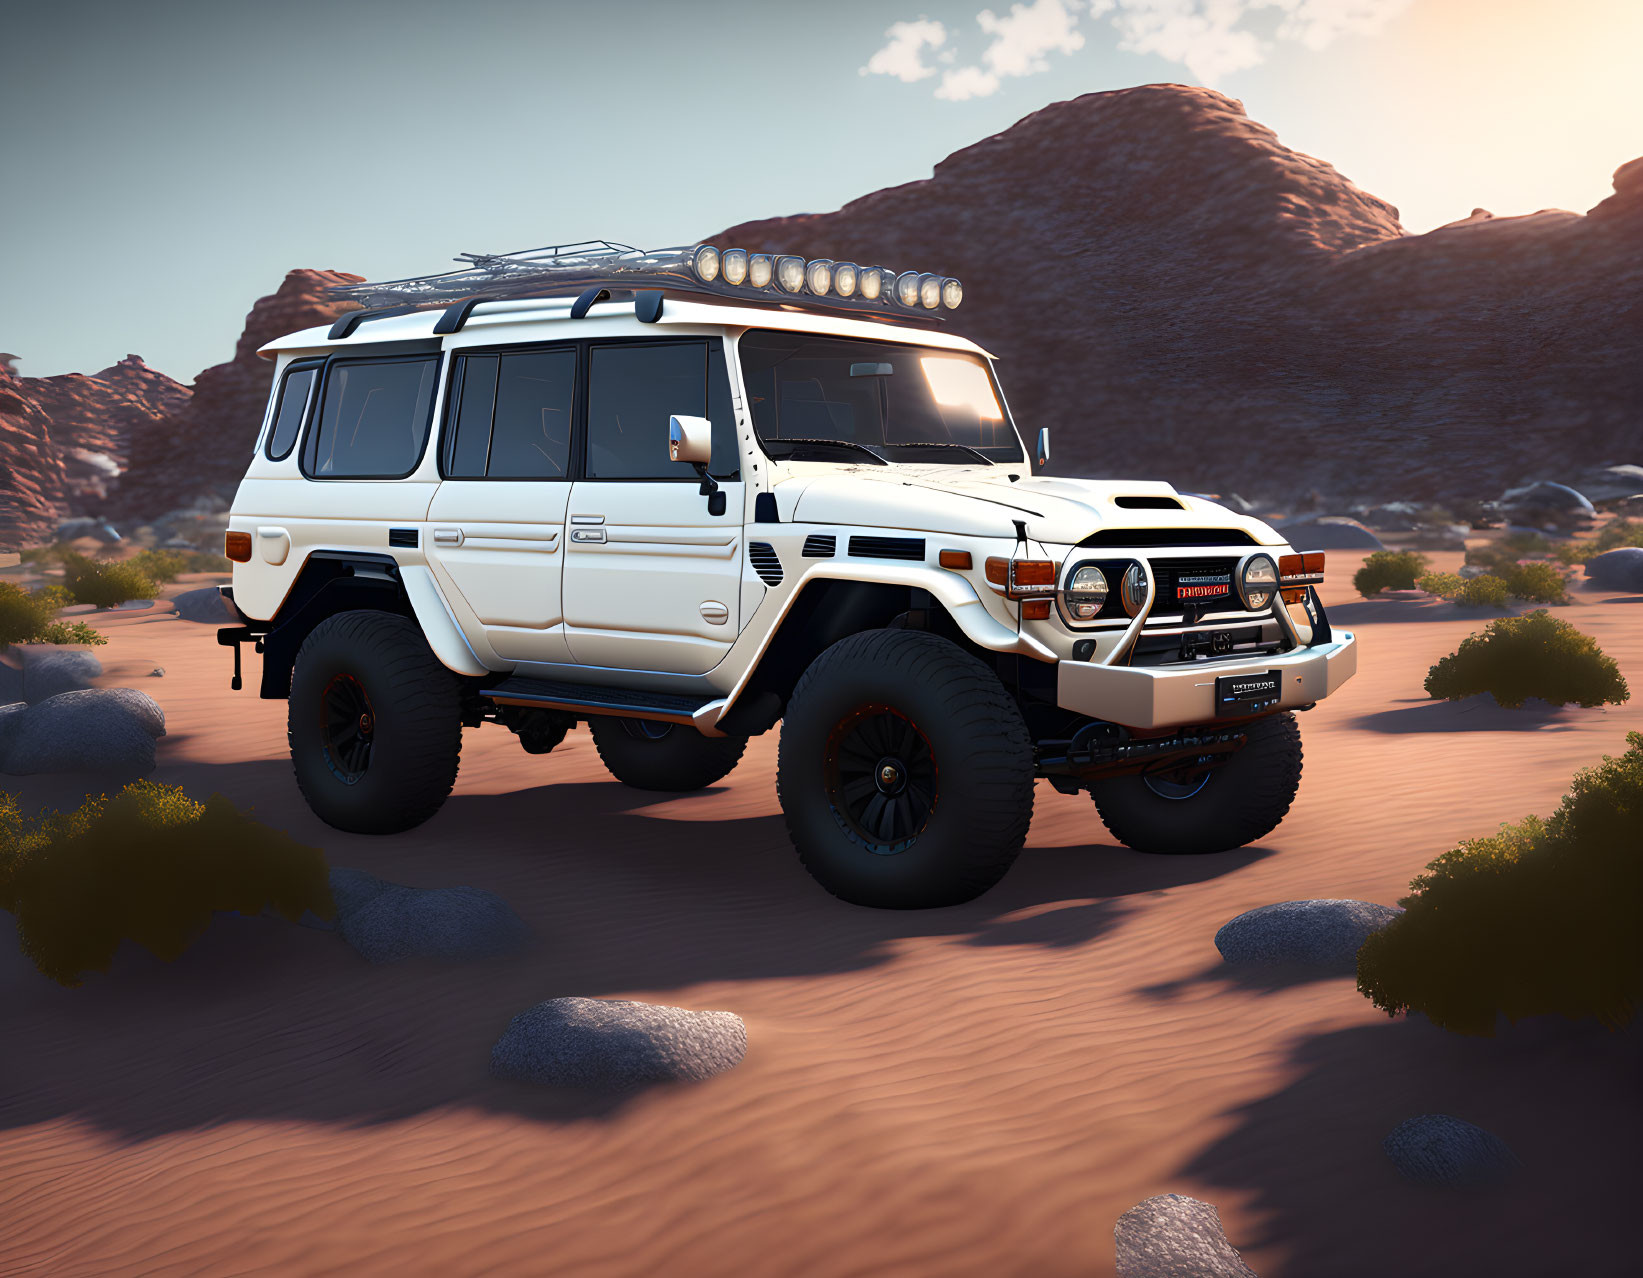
[257,295,994,360]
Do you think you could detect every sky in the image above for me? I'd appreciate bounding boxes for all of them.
[3,0,1639,381]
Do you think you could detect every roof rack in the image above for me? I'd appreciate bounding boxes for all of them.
[326,241,964,334]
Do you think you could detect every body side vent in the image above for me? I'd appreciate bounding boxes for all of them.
[748,541,783,586]
[848,535,926,562]
[388,527,419,548]
[801,534,836,558]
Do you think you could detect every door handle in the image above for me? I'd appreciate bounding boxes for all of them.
[432,528,464,546]
[570,514,605,525]
[570,527,607,543]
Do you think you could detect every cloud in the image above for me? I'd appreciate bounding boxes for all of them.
[861,17,949,82]
[870,0,1411,96]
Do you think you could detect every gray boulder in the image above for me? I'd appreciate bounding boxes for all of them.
[1584,547,1643,592]
[1275,516,1384,551]
[1384,1114,1519,1188]
[339,882,529,963]
[1215,899,1403,974]
[0,687,166,775]
[172,586,234,623]
[1361,501,1423,531]
[1501,481,1596,530]
[492,997,747,1089]
[55,516,121,544]
[1114,1194,1257,1278]
[19,646,103,703]
[0,662,21,706]
[1571,464,1643,504]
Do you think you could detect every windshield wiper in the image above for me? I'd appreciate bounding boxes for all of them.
[880,441,995,465]
[762,437,889,465]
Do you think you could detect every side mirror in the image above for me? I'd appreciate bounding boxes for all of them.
[669,414,713,467]
[1036,427,1050,468]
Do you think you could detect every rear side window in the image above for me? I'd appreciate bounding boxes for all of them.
[304,356,438,479]
[585,340,737,480]
[443,348,575,479]
[265,363,318,461]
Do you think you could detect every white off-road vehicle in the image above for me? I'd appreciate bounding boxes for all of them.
[220,242,1356,908]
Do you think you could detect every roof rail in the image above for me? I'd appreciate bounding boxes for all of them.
[328,305,423,340]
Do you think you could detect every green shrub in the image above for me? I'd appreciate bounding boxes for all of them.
[1354,550,1430,597]
[1500,529,1557,556]
[0,782,333,986]
[1453,575,1511,609]
[1417,571,1465,598]
[0,582,106,649]
[127,548,189,583]
[1358,732,1643,1035]
[1425,610,1629,708]
[1499,559,1570,604]
[17,543,70,566]
[58,551,159,608]
[1556,521,1643,566]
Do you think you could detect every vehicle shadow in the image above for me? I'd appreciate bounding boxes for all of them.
[1351,696,1576,734]
[1179,1015,1643,1276]
[1325,599,1527,627]
[0,758,1270,1141]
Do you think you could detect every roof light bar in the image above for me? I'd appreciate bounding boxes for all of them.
[326,239,964,321]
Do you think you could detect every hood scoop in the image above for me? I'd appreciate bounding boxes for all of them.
[1112,495,1185,510]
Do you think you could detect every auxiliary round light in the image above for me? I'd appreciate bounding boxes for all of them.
[833,262,859,297]
[1121,563,1150,617]
[895,271,922,307]
[776,255,806,294]
[858,267,884,301]
[692,244,721,283]
[748,253,773,288]
[1063,564,1110,621]
[720,248,749,286]
[1238,553,1279,611]
[918,273,942,309]
[941,277,963,309]
[805,259,834,295]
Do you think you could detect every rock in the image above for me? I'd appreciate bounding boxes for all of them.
[1114,1194,1257,1277]
[1383,1114,1519,1188]
[339,882,529,963]
[1584,547,1643,592]
[172,586,233,623]
[1215,899,1403,973]
[327,866,395,918]
[1612,495,1643,517]
[1274,516,1384,552]
[491,997,747,1089]
[54,516,121,544]
[1501,481,1596,529]
[1408,522,1470,551]
[0,687,166,775]
[18,646,103,703]
[0,662,22,705]
[1362,501,1423,531]
[1571,464,1643,504]
[149,666,164,677]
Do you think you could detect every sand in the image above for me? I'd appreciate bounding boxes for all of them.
[2,555,1640,1277]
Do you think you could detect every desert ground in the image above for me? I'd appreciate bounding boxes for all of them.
[2,550,1640,1277]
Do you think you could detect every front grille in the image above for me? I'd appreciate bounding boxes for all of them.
[1150,556,1240,608]
[848,535,926,562]
[748,541,783,586]
[802,534,836,558]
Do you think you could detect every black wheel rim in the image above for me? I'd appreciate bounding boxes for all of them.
[620,719,674,741]
[321,672,376,784]
[1141,756,1215,800]
[823,704,938,855]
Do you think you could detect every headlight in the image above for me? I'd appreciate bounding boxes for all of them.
[805,259,833,295]
[775,256,806,293]
[833,262,859,297]
[692,245,721,282]
[941,277,963,309]
[748,253,773,289]
[896,271,921,306]
[1238,554,1279,610]
[859,267,884,300]
[918,273,942,309]
[1121,563,1149,617]
[720,247,749,286]
[1063,564,1109,621]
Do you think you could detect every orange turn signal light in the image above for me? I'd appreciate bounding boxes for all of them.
[1021,599,1052,621]
[939,549,973,570]
[983,556,1059,599]
[225,531,253,563]
[1279,551,1324,604]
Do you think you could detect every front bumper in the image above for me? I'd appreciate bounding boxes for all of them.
[1055,631,1357,730]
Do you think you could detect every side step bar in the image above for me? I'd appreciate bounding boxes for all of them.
[482,676,722,728]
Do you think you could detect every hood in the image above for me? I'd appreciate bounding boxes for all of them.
[780,468,1283,546]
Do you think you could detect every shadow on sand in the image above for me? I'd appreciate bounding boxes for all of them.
[0,758,1269,1138]
[1351,696,1576,735]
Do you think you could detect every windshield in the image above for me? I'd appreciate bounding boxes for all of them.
[738,329,1024,465]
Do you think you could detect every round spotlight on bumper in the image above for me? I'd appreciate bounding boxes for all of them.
[1121,563,1150,617]
[776,256,806,294]
[895,271,921,307]
[692,245,721,282]
[805,259,833,296]
[720,247,749,286]
[1237,553,1280,611]
[748,253,773,289]
[833,262,859,297]
[1062,564,1110,622]
[941,277,963,309]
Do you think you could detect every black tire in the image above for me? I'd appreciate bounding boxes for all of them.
[588,716,747,792]
[777,629,1035,909]
[288,610,462,834]
[1089,712,1303,855]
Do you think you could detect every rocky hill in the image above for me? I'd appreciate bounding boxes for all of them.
[0,370,70,549]
[717,84,1642,501]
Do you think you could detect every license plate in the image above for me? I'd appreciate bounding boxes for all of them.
[1215,670,1282,716]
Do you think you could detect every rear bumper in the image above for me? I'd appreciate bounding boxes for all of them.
[1055,631,1357,730]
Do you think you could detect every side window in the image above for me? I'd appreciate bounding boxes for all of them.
[585,341,739,480]
[265,363,318,461]
[444,348,575,479]
[304,356,438,479]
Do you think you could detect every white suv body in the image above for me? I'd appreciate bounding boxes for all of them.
[223,280,1356,907]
